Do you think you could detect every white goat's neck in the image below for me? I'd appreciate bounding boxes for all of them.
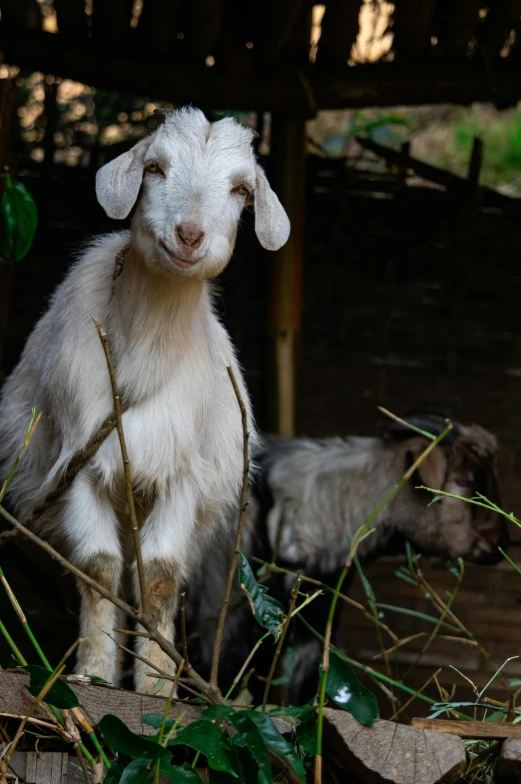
[107,245,210,401]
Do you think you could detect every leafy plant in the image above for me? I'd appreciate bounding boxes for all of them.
[0,174,38,261]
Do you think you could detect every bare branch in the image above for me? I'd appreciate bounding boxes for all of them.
[93,318,146,614]
[262,576,301,712]
[210,363,250,686]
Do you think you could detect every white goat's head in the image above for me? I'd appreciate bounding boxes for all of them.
[96,107,290,278]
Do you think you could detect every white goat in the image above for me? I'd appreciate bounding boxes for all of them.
[0,107,290,692]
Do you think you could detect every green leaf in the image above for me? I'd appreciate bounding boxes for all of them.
[120,758,154,783]
[200,705,236,722]
[170,720,237,777]
[238,553,284,639]
[295,713,316,755]
[232,728,272,784]
[99,715,171,760]
[266,705,313,723]
[324,652,378,726]
[104,761,124,783]
[152,677,167,694]
[25,665,80,709]
[160,761,204,783]
[234,711,305,782]
[141,713,175,733]
[0,177,38,261]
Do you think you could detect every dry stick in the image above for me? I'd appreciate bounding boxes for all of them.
[0,409,126,547]
[261,576,301,712]
[75,744,94,784]
[388,668,442,722]
[180,592,189,665]
[401,560,464,682]
[93,318,146,614]
[210,363,250,687]
[0,409,42,504]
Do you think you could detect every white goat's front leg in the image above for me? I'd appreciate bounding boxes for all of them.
[133,484,195,695]
[64,470,123,685]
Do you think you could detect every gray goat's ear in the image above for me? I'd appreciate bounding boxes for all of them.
[96,136,152,220]
[408,439,448,490]
[253,164,290,251]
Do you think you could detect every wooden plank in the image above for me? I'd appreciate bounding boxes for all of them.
[411,718,521,739]
[268,116,306,435]
[5,28,521,110]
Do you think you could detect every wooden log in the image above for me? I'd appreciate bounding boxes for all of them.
[268,115,306,436]
[392,0,436,58]
[0,670,201,734]
[315,0,363,67]
[411,717,521,740]
[4,28,521,110]
[262,0,305,65]
[324,708,466,784]
[136,0,182,57]
[0,670,290,737]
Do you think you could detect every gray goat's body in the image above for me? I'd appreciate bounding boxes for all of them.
[186,416,507,703]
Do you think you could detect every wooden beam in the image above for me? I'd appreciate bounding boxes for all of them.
[268,116,306,436]
[411,717,521,740]
[4,28,521,110]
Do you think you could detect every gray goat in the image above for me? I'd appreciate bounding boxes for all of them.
[184,412,508,703]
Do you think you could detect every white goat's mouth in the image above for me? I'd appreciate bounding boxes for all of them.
[159,241,199,269]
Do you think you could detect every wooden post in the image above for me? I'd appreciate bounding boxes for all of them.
[268,115,306,436]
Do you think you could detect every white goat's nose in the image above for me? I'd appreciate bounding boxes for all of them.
[175,222,205,248]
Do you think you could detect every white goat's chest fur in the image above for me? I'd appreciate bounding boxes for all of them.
[0,232,252,538]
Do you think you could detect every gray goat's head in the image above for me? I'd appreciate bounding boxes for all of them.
[387,412,509,564]
[95,107,290,279]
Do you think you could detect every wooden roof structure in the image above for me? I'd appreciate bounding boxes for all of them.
[3,0,521,113]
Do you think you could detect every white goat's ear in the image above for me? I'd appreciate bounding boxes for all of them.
[96,136,152,220]
[253,164,290,251]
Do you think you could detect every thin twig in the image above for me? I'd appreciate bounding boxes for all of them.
[388,668,442,722]
[0,409,42,504]
[180,592,189,666]
[155,660,185,784]
[0,408,127,548]
[75,744,94,784]
[210,363,250,686]
[93,318,146,614]
[262,576,301,712]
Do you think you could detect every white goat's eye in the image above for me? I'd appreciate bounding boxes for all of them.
[232,184,251,197]
[146,162,161,174]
